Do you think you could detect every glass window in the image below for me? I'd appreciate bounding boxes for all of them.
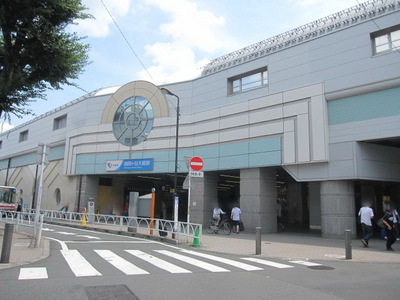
[53,115,67,130]
[54,188,61,205]
[19,130,28,142]
[229,67,268,94]
[372,26,400,55]
[112,96,154,146]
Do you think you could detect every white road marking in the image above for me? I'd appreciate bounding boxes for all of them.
[290,260,322,267]
[76,235,101,240]
[241,257,294,269]
[180,249,263,271]
[57,232,76,235]
[42,228,54,231]
[155,250,230,273]
[126,250,191,274]
[18,267,48,280]
[60,249,102,277]
[94,250,149,275]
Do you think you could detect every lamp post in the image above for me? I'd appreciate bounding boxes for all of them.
[160,88,180,235]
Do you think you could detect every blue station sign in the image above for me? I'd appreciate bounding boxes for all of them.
[106,158,154,171]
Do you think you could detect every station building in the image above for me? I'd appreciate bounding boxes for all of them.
[1,0,400,238]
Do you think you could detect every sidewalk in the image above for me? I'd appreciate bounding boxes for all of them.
[1,223,399,271]
[0,227,49,270]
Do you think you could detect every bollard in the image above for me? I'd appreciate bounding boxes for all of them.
[255,227,261,255]
[1,223,14,263]
[344,229,352,260]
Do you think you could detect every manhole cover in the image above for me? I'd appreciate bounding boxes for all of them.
[307,265,335,270]
[85,284,139,300]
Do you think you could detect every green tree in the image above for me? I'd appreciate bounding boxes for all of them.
[0,0,91,120]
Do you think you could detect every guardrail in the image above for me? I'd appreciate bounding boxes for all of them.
[0,210,202,244]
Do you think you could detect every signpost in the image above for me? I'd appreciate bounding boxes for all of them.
[187,157,204,224]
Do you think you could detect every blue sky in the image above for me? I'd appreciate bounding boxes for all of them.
[2,0,362,130]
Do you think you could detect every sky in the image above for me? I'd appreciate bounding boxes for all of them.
[1,0,364,131]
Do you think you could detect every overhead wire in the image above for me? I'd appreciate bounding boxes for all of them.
[100,0,158,85]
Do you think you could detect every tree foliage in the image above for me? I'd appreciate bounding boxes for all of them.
[0,0,91,120]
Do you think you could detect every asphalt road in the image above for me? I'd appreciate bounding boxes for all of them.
[0,224,399,300]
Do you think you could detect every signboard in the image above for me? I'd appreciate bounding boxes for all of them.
[106,159,154,171]
[189,171,204,177]
[189,156,204,171]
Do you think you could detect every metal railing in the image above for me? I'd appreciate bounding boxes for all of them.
[0,210,202,244]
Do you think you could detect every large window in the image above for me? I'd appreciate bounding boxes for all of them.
[372,25,400,55]
[229,68,268,94]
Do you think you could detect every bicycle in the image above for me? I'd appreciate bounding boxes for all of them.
[205,215,232,235]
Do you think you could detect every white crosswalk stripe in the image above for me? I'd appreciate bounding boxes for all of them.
[60,249,102,277]
[17,249,324,280]
[241,257,294,269]
[155,250,230,273]
[289,260,322,267]
[126,250,192,274]
[179,249,263,271]
[94,250,149,275]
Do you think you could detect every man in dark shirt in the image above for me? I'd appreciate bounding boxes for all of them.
[383,210,396,251]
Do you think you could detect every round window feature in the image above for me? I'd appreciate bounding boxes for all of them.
[112,96,154,146]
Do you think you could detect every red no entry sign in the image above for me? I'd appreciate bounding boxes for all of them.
[189,156,204,171]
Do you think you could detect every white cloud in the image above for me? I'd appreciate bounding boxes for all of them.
[147,0,226,53]
[76,0,131,37]
[0,123,14,133]
[137,42,208,84]
[139,0,232,84]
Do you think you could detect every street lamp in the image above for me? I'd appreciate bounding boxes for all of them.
[160,88,180,234]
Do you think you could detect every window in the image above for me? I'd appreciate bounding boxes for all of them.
[54,188,61,205]
[372,25,400,55]
[112,96,154,146]
[19,130,28,142]
[229,68,268,94]
[53,115,67,130]
[0,140,2,149]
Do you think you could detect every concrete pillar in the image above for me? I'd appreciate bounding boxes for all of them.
[309,182,321,230]
[240,168,276,233]
[287,183,302,224]
[320,180,356,239]
[189,172,217,225]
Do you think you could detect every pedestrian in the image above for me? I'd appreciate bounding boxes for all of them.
[382,209,396,251]
[390,207,400,241]
[358,203,374,247]
[17,197,23,212]
[213,205,225,226]
[230,204,242,234]
[277,200,285,231]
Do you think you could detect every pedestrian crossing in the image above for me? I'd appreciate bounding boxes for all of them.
[17,248,324,280]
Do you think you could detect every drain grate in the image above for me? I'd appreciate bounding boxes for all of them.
[307,265,335,270]
[85,284,139,300]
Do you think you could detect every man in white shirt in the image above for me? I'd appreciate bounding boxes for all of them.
[358,203,374,247]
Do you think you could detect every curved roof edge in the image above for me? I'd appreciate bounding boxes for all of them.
[201,0,399,76]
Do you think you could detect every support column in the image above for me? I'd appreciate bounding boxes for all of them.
[240,168,276,233]
[189,172,217,225]
[320,180,356,239]
[309,182,321,230]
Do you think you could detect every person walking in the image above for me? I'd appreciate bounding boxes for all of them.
[383,209,396,251]
[358,203,374,247]
[231,204,242,234]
